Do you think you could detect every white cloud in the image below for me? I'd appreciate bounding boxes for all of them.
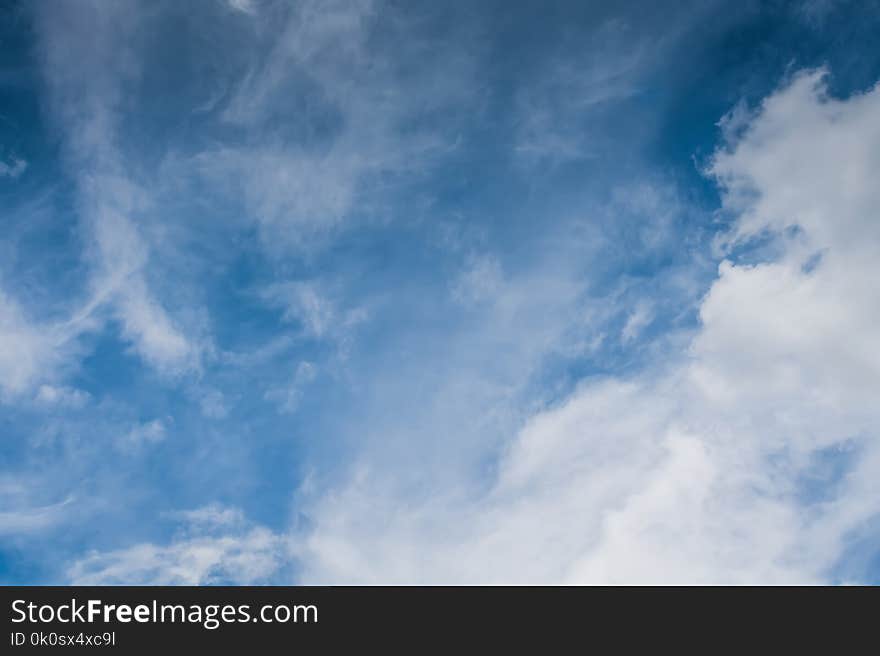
[35,385,90,408]
[198,389,229,419]
[115,280,196,374]
[513,21,645,165]
[226,0,257,15]
[196,146,364,241]
[262,282,337,339]
[451,254,504,306]
[119,419,167,450]
[260,280,368,352]
[166,504,246,530]
[620,300,653,343]
[264,361,318,414]
[288,70,880,583]
[0,289,57,398]
[0,286,91,401]
[67,506,284,584]
[0,495,75,536]
[699,69,880,416]
[31,2,200,378]
[0,157,27,179]
[188,0,476,251]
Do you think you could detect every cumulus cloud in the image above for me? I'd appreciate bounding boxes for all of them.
[700,69,880,414]
[286,69,880,584]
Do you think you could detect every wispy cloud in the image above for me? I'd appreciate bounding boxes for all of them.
[264,361,318,414]
[34,385,90,408]
[187,0,478,252]
[0,494,75,537]
[118,418,168,451]
[0,286,85,400]
[32,1,201,377]
[513,20,646,165]
[67,506,285,584]
[0,156,26,179]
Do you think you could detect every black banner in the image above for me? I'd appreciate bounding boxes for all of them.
[1,586,875,651]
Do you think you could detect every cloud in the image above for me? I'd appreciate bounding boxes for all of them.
[34,385,90,408]
[287,69,880,583]
[114,279,197,374]
[261,282,339,339]
[14,0,473,398]
[620,300,653,343]
[119,419,167,450]
[7,3,874,587]
[450,255,504,306]
[0,286,89,400]
[0,495,75,536]
[700,69,880,413]
[226,0,257,15]
[0,157,27,179]
[260,279,367,355]
[0,289,57,398]
[31,1,200,377]
[165,504,246,530]
[67,506,285,584]
[197,389,229,420]
[188,0,477,251]
[264,361,318,414]
[513,20,645,165]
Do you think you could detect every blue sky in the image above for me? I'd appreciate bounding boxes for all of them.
[2,0,880,584]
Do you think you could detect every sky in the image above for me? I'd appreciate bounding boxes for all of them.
[1,0,879,584]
